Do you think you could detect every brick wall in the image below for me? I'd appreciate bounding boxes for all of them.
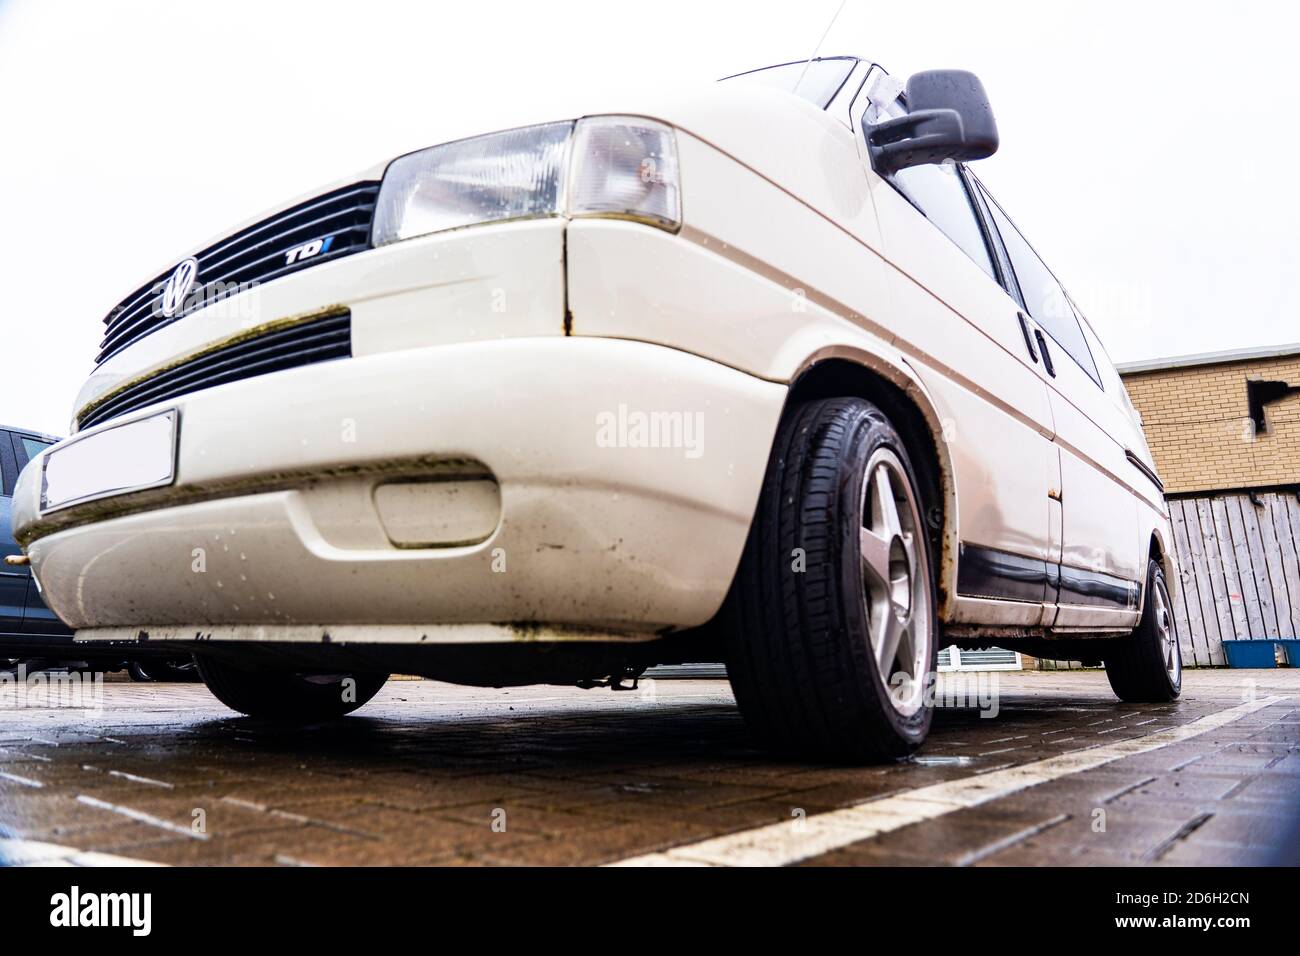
[1120,355,1300,495]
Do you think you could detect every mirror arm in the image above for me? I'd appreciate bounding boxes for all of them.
[868,108,963,146]
[867,108,965,174]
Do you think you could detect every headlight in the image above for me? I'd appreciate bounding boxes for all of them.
[372,122,573,246]
[372,116,680,247]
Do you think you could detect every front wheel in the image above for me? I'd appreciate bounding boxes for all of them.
[722,397,938,763]
[195,657,389,720]
[1104,559,1182,703]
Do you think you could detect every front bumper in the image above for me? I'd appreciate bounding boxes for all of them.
[14,337,785,636]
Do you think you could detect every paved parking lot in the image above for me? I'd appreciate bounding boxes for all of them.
[1,669,1297,866]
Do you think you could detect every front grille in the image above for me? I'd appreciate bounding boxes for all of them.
[96,182,379,365]
[79,311,351,431]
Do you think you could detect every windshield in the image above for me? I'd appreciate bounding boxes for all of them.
[720,57,858,109]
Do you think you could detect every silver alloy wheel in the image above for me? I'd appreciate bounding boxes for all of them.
[859,448,932,716]
[1154,576,1181,685]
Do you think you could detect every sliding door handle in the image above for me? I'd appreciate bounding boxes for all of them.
[1033,328,1056,377]
[1016,312,1038,363]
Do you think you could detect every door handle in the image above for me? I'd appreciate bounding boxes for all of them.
[1033,328,1056,377]
[1016,312,1038,363]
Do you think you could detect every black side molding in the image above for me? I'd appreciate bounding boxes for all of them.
[1057,564,1140,610]
[956,543,1139,611]
[956,544,1050,604]
[1124,449,1165,494]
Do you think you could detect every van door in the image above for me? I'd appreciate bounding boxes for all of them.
[1,432,28,634]
[977,188,1143,629]
[854,71,1062,627]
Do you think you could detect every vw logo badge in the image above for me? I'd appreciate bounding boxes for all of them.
[160,257,199,318]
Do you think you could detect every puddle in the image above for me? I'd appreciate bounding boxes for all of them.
[909,755,977,767]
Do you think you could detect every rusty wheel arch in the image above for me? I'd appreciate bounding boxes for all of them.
[786,356,957,617]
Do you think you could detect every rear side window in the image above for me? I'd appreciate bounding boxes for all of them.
[892,164,998,280]
[1078,312,1132,409]
[980,190,1101,384]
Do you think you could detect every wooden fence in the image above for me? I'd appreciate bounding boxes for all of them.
[1168,491,1300,666]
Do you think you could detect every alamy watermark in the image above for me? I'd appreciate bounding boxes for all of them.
[146,277,261,323]
[50,886,151,936]
[0,664,104,711]
[890,670,1001,718]
[596,404,704,459]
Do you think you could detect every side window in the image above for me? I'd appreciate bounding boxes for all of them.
[891,164,998,280]
[980,190,1101,385]
[0,432,15,496]
[15,435,53,468]
[858,71,998,282]
[1078,312,1133,412]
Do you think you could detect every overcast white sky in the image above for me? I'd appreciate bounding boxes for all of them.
[2,0,1297,435]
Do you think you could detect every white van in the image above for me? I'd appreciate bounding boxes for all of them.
[11,56,1181,760]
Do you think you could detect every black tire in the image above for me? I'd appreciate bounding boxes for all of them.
[1104,559,1182,703]
[128,658,202,683]
[127,661,152,682]
[722,397,939,762]
[195,657,389,720]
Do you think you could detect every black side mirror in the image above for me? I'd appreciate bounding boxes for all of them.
[867,69,999,174]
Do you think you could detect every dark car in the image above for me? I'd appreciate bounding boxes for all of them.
[1,425,67,650]
[1,423,195,680]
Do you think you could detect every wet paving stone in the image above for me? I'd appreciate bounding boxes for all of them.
[0,670,1297,865]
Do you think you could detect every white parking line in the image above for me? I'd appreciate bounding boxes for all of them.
[108,769,175,789]
[0,770,44,788]
[0,837,166,866]
[609,695,1288,867]
[76,794,208,840]
[0,747,52,761]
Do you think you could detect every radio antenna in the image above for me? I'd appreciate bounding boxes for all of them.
[794,0,849,91]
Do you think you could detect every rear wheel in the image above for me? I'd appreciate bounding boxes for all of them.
[722,397,938,762]
[1104,559,1182,702]
[128,659,200,682]
[195,657,389,719]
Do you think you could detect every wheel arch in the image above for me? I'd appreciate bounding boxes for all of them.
[786,349,959,618]
[1147,520,1180,615]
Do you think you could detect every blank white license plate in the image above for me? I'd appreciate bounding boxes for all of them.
[41,410,178,512]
